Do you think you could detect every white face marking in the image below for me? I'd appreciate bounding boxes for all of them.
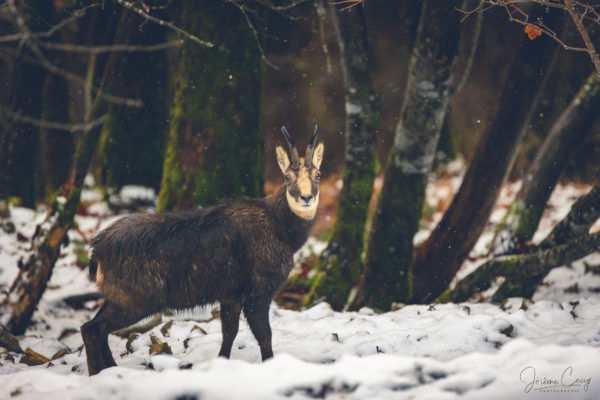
[286,191,319,220]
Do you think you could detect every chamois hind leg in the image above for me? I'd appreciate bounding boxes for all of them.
[81,301,149,375]
[243,298,273,361]
[218,299,242,358]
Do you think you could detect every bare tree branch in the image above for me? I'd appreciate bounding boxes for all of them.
[2,108,108,133]
[564,0,600,74]
[0,3,99,44]
[3,1,143,107]
[459,0,600,76]
[116,0,214,48]
[226,0,279,69]
[38,39,183,54]
[444,231,600,303]
[250,0,312,12]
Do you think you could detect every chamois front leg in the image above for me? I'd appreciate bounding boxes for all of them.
[243,298,273,361]
[218,299,243,358]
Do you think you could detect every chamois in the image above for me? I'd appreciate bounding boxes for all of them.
[81,126,324,375]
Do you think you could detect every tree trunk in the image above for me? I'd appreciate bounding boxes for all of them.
[444,232,600,303]
[0,0,51,207]
[350,0,462,311]
[410,12,564,304]
[157,1,263,211]
[96,15,169,192]
[304,3,378,310]
[36,63,73,203]
[444,184,600,303]
[493,73,600,255]
[539,184,600,249]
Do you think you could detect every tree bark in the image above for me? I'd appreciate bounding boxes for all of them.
[96,14,169,192]
[444,232,600,303]
[444,183,600,303]
[493,73,600,255]
[36,58,73,203]
[410,11,564,304]
[303,3,378,310]
[157,1,263,211]
[350,0,462,311]
[540,184,600,249]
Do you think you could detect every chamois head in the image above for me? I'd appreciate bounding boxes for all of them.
[276,124,324,220]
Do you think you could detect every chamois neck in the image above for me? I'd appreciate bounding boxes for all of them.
[267,185,316,251]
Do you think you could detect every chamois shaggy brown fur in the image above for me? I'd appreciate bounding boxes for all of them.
[81,126,324,375]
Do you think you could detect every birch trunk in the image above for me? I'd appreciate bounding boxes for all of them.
[350,0,462,311]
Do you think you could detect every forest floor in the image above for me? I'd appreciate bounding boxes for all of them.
[0,170,599,400]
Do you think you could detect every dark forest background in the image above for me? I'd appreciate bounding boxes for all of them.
[1,0,599,332]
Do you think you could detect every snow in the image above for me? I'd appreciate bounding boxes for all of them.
[1,181,599,399]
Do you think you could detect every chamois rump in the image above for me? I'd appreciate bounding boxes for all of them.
[81,126,324,375]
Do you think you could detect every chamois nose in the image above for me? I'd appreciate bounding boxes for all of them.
[300,194,313,203]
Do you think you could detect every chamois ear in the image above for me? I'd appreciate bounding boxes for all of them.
[312,142,324,169]
[276,144,290,173]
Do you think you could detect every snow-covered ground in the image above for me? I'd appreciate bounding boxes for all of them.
[1,182,599,399]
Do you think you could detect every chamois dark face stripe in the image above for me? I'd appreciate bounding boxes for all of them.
[283,156,321,219]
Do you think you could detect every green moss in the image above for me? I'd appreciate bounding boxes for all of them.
[73,240,89,269]
[512,205,544,242]
[436,288,452,303]
[307,153,375,310]
[362,161,427,310]
[157,1,263,211]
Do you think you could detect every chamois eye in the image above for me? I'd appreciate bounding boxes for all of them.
[285,174,291,182]
[315,171,321,180]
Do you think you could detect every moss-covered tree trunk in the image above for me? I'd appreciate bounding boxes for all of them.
[96,15,169,192]
[157,1,263,211]
[36,63,73,203]
[304,4,377,310]
[411,11,565,304]
[492,73,600,255]
[350,0,462,311]
[445,184,600,303]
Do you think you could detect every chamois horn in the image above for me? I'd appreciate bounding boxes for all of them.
[281,126,300,165]
[305,124,319,166]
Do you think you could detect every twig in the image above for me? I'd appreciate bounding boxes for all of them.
[23,44,143,107]
[116,0,214,48]
[564,0,600,75]
[3,1,143,107]
[0,3,99,44]
[39,39,184,54]
[454,4,484,95]
[331,0,364,11]
[2,108,108,133]
[459,0,600,76]
[226,0,279,69]
[251,0,312,12]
